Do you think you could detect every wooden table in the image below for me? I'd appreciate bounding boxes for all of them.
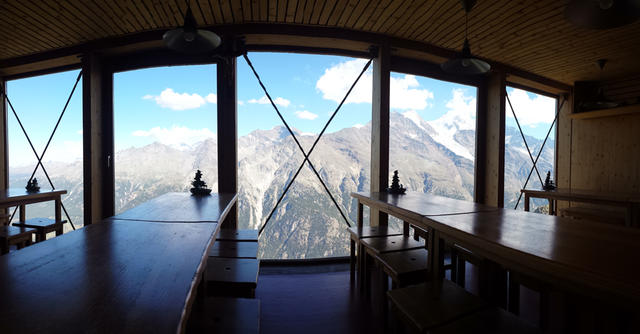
[352,192,640,307]
[0,188,67,223]
[521,188,640,226]
[0,219,219,333]
[352,191,498,227]
[111,192,238,223]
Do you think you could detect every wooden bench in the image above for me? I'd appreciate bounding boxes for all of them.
[193,297,261,334]
[387,279,488,333]
[429,307,541,334]
[347,226,402,282]
[209,240,258,259]
[13,218,65,242]
[216,229,259,242]
[376,248,430,289]
[0,225,35,255]
[205,258,260,298]
[559,206,626,226]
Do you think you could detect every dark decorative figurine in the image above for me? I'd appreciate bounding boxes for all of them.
[190,170,212,196]
[543,171,556,191]
[387,170,407,195]
[25,178,40,193]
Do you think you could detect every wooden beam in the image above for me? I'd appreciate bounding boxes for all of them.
[474,80,488,204]
[82,53,114,226]
[0,78,7,191]
[217,56,238,229]
[371,44,390,227]
[481,71,506,207]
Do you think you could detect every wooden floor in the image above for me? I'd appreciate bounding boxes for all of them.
[256,259,541,334]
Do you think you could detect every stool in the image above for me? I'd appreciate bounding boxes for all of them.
[0,225,35,255]
[217,229,259,242]
[376,248,430,289]
[13,218,66,242]
[387,280,487,333]
[206,258,259,298]
[347,226,402,282]
[429,307,542,334]
[209,240,258,259]
[193,297,261,334]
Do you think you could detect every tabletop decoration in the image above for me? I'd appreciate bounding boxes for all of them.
[542,171,556,191]
[387,170,407,194]
[25,178,40,193]
[190,170,212,196]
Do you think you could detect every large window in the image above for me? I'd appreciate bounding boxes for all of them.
[7,70,83,232]
[113,65,217,214]
[503,87,557,211]
[238,53,371,259]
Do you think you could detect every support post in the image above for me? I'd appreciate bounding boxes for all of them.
[0,77,7,193]
[371,45,390,227]
[217,57,238,229]
[82,53,114,226]
[479,71,506,207]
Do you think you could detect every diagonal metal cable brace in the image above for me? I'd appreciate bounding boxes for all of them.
[506,88,545,188]
[513,95,566,210]
[243,53,372,235]
[0,71,82,230]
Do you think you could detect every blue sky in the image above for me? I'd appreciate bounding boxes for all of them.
[6,52,556,167]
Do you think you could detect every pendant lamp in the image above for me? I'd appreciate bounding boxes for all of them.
[163,3,221,54]
[441,0,490,75]
[565,0,640,29]
[581,59,619,110]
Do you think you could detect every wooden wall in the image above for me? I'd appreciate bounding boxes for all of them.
[557,76,640,196]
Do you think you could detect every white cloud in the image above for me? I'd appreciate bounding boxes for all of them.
[238,100,245,106]
[316,59,434,110]
[294,110,318,120]
[506,88,556,126]
[132,125,215,149]
[205,93,217,104]
[143,88,217,111]
[353,123,364,129]
[248,95,291,107]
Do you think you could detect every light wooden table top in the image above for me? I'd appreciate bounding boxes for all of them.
[521,188,640,204]
[0,219,219,333]
[111,192,238,223]
[0,188,67,207]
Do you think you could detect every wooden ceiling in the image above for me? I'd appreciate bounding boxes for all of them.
[1,0,639,85]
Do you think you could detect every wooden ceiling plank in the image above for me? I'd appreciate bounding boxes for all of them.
[295,0,309,24]
[104,1,139,33]
[345,0,371,29]
[382,0,422,35]
[251,0,260,22]
[318,0,339,26]
[208,0,224,24]
[361,0,393,32]
[267,0,277,22]
[1,3,64,51]
[113,1,147,33]
[279,0,291,22]
[79,0,127,34]
[241,0,253,21]
[258,0,268,22]
[286,0,298,23]
[195,0,215,25]
[370,0,406,33]
[326,0,349,26]
[405,0,448,40]
[309,0,325,25]
[230,0,244,23]
[302,0,316,24]
[336,0,360,28]
[95,1,136,33]
[219,0,234,23]
[391,0,435,38]
[413,0,459,42]
[59,1,111,37]
[128,1,157,30]
[7,1,75,46]
[351,0,376,30]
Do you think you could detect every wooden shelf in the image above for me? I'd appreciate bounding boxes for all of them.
[570,104,640,120]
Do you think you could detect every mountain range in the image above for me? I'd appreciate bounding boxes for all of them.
[9,111,553,259]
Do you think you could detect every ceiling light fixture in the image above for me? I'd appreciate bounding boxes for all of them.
[581,59,619,110]
[441,0,490,75]
[565,0,640,29]
[163,2,221,54]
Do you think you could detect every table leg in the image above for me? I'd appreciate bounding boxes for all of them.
[357,202,363,229]
[403,220,410,236]
[55,195,62,223]
[19,205,26,222]
[524,195,530,212]
[428,228,442,298]
[548,199,554,215]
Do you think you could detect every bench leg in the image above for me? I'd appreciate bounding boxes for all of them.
[350,238,356,283]
[56,226,63,236]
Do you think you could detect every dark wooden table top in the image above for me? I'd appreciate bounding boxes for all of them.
[420,209,640,306]
[0,188,67,207]
[352,191,498,222]
[0,219,219,333]
[521,188,640,204]
[111,192,238,223]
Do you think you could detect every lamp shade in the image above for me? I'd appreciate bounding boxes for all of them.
[163,7,221,54]
[565,0,640,29]
[441,39,490,75]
